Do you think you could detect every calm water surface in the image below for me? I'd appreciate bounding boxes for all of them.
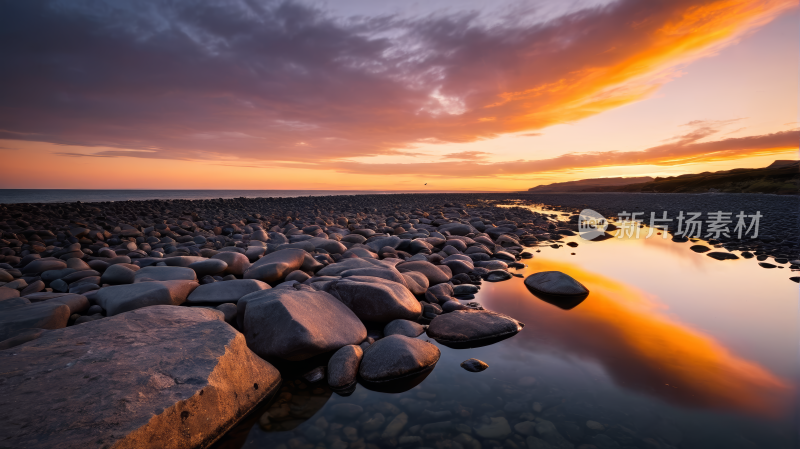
[215,206,799,449]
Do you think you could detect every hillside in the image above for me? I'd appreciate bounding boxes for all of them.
[528,176,654,193]
[590,161,799,194]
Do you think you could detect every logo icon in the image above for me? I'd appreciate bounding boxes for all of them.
[578,209,608,240]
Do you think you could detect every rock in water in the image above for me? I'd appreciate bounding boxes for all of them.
[384,319,425,338]
[359,335,440,392]
[461,358,488,372]
[706,252,739,261]
[243,289,366,361]
[426,309,524,348]
[0,306,281,449]
[524,271,589,298]
[328,344,364,393]
[690,245,711,253]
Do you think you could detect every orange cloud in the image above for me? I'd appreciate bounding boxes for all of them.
[0,0,794,162]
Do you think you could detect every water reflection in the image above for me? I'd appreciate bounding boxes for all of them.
[487,258,793,417]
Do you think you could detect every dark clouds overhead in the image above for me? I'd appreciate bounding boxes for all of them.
[0,0,794,164]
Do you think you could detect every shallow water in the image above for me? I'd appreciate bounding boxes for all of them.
[215,206,799,449]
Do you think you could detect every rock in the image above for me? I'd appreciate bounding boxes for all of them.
[211,252,251,276]
[706,252,739,261]
[21,280,45,296]
[186,279,270,305]
[134,266,198,282]
[215,303,237,323]
[475,417,512,439]
[330,403,363,419]
[381,412,408,439]
[320,276,421,323]
[358,334,440,390]
[690,245,711,253]
[759,262,776,269]
[22,259,67,275]
[285,270,310,283]
[524,271,589,299]
[0,287,20,301]
[401,271,429,295]
[188,258,228,277]
[243,289,366,361]
[100,263,136,284]
[426,309,524,348]
[396,260,451,284]
[94,280,199,316]
[460,358,488,372]
[327,345,364,392]
[0,268,13,282]
[0,306,280,449]
[484,270,512,282]
[384,319,425,338]
[535,420,574,449]
[514,420,538,436]
[244,248,306,284]
[526,436,554,449]
[586,420,605,431]
[41,293,90,315]
[0,328,51,350]
[303,366,326,383]
[0,301,71,341]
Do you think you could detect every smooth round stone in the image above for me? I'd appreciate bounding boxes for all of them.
[100,264,136,285]
[690,245,710,253]
[359,335,440,388]
[460,358,488,372]
[524,271,589,298]
[327,345,364,392]
[383,319,424,338]
[426,309,524,348]
[188,259,228,278]
[484,270,512,282]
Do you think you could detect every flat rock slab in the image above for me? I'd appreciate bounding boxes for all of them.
[186,279,270,305]
[95,280,198,316]
[426,309,524,348]
[243,289,366,361]
[0,306,280,449]
[524,271,589,298]
[359,335,440,392]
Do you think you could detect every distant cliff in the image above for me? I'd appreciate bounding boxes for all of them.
[528,176,654,193]
[529,161,799,194]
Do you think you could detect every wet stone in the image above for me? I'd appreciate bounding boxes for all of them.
[460,358,488,372]
[426,309,524,348]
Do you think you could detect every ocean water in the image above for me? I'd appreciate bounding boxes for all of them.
[0,189,468,204]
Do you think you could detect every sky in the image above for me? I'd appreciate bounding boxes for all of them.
[0,0,797,191]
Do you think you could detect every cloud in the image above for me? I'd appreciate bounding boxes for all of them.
[517,133,543,137]
[0,0,794,163]
[286,128,800,177]
[440,151,492,160]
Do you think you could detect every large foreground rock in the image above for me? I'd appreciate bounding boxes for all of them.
[243,289,367,361]
[426,310,524,348]
[95,280,199,316]
[359,335,440,390]
[320,276,421,323]
[186,279,270,305]
[0,306,281,449]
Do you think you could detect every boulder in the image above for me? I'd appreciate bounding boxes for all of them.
[211,252,251,276]
[401,271,429,295]
[100,263,137,285]
[358,335,440,390]
[396,260,451,285]
[0,287,20,301]
[186,279,270,305]
[134,266,197,282]
[707,252,739,261]
[320,276,421,323]
[94,280,199,316]
[243,248,306,284]
[524,271,589,299]
[188,258,228,277]
[243,289,366,361]
[0,301,71,341]
[426,309,524,348]
[22,259,67,275]
[327,344,364,392]
[0,306,281,449]
[384,319,425,338]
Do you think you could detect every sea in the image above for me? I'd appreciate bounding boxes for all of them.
[0,189,475,204]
